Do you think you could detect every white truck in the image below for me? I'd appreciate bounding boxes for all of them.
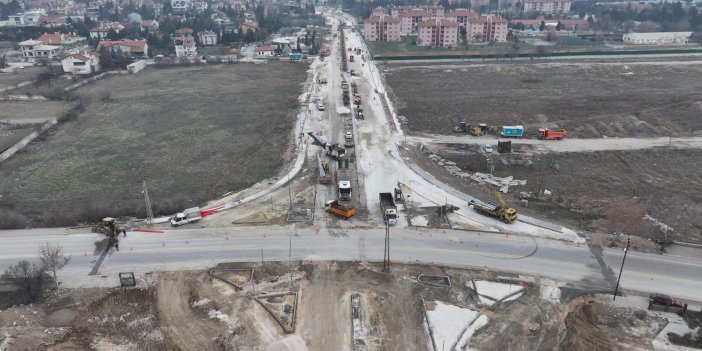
[379,193,398,225]
[171,207,201,226]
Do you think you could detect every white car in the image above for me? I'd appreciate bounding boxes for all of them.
[483,144,494,153]
[317,102,325,111]
[345,131,353,139]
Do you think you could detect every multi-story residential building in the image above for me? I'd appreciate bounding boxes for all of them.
[363,9,401,42]
[417,19,458,47]
[8,10,47,26]
[174,36,197,57]
[466,15,508,42]
[445,8,478,27]
[97,39,149,57]
[171,0,192,13]
[18,39,60,61]
[89,22,125,39]
[140,20,159,33]
[391,5,444,18]
[60,50,100,74]
[523,0,571,15]
[198,31,218,46]
[399,10,434,34]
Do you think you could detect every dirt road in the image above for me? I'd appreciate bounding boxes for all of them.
[407,134,702,153]
[156,272,223,350]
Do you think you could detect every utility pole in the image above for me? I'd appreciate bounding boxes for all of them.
[613,237,631,300]
[141,178,154,225]
[383,223,390,273]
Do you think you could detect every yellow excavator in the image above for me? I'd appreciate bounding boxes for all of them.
[454,122,499,136]
[92,217,124,249]
[469,188,517,223]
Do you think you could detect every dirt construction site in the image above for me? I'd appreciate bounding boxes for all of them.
[383,60,702,244]
[0,261,685,351]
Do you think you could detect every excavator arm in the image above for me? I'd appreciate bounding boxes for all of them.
[489,187,507,208]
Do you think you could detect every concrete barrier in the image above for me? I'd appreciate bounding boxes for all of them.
[0,118,57,165]
[64,70,128,91]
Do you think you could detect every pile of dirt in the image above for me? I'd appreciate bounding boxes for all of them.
[560,297,667,350]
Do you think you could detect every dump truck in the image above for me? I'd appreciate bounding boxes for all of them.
[538,128,566,140]
[344,131,354,148]
[501,125,524,138]
[351,82,358,93]
[469,188,517,223]
[171,207,201,226]
[337,168,352,201]
[341,81,349,90]
[325,200,356,219]
[379,192,398,225]
[349,55,354,62]
[308,132,346,160]
[318,154,332,184]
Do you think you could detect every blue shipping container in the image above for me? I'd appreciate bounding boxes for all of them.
[501,126,524,137]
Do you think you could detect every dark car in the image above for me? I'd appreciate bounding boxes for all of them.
[649,293,684,308]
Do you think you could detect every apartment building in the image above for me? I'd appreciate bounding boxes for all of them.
[363,15,401,42]
[466,15,508,42]
[445,9,478,27]
[174,36,197,57]
[391,5,444,17]
[400,10,435,34]
[523,0,571,15]
[417,19,458,48]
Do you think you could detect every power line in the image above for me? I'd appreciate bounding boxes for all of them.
[141,178,154,225]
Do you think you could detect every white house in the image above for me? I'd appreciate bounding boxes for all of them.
[171,0,192,12]
[254,45,276,58]
[61,51,100,74]
[174,36,197,58]
[18,39,60,61]
[622,32,693,45]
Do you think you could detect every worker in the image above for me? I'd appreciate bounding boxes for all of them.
[122,228,127,237]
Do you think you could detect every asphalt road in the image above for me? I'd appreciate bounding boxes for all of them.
[1,226,700,303]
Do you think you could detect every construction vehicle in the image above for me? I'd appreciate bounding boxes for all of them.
[342,92,350,106]
[349,55,354,62]
[344,131,354,148]
[469,188,517,223]
[325,200,356,219]
[353,93,362,105]
[337,168,352,201]
[500,125,524,138]
[453,121,469,133]
[351,82,358,93]
[538,128,567,140]
[317,77,327,84]
[308,132,346,160]
[171,207,201,226]
[379,192,398,225]
[92,217,123,249]
[318,153,332,184]
[341,81,348,90]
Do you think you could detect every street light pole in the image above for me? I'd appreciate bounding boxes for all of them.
[613,237,631,300]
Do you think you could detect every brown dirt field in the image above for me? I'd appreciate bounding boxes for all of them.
[430,144,702,242]
[383,61,702,138]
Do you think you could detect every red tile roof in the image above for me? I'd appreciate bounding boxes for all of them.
[97,39,147,53]
[418,19,459,27]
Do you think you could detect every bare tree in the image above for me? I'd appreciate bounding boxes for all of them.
[39,242,71,288]
[2,260,46,302]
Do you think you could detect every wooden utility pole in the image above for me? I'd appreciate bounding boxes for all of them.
[613,237,631,300]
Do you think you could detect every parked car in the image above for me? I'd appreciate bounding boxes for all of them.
[317,102,325,111]
[483,144,494,153]
[649,293,684,308]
